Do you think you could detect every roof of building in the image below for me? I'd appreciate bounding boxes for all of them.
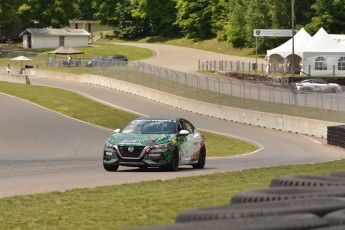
[20,28,91,37]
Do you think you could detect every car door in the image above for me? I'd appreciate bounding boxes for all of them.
[180,119,201,164]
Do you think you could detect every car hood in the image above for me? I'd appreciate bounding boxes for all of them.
[107,133,176,146]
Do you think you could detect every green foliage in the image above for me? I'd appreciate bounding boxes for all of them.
[4,0,345,50]
[131,0,179,36]
[17,0,77,28]
[305,0,345,34]
[175,0,216,39]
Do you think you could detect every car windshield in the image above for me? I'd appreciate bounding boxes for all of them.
[121,119,177,134]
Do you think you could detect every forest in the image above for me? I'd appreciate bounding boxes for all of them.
[1,0,345,50]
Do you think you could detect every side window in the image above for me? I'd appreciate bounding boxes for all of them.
[182,120,194,134]
[177,121,184,132]
[315,56,327,70]
[338,57,345,70]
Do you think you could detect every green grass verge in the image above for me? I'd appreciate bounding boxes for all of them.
[1,160,345,229]
[0,82,256,157]
[100,35,261,58]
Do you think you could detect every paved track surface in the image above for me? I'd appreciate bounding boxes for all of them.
[1,44,345,198]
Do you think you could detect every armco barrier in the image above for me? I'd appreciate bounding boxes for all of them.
[26,69,342,138]
[0,73,30,84]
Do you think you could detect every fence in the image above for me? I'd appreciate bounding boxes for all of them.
[88,61,345,123]
[198,59,344,77]
[3,54,345,123]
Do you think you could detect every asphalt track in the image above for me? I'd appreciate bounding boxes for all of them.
[1,44,345,198]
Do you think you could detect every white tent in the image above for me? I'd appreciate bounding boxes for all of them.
[301,28,345,76]
[267,28,312,58]
[266,28,312,73]
[266,27,345,76]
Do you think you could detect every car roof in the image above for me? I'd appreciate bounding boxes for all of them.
[134,116,182,121]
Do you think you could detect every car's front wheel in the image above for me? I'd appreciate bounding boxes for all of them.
[169,149,179,171]
[193,147,206,169]
[103,163,119,172]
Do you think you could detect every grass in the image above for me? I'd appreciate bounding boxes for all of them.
[1,160,345,229]
[100,34,261,58]
[0,82,257,157]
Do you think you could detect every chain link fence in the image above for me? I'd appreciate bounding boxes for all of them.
[88,61,345,123]
[3,51,345,123]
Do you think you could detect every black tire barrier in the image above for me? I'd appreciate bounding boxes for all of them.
[310,226,345,230]
[323,209,345,226]
[129,172,345,230]
[230,187,345,204]
[327,172,345,178]
[128,213,328,230]
[176,197,345,223]
[269,175,345,187]
[327,125,345,148]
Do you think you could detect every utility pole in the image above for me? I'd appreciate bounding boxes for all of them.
[291,0,295,77]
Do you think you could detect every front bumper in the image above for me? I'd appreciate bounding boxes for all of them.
[103,146,170,168]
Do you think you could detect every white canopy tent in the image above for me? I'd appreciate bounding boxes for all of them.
[301,28,345,76]
[266,28,312,73]
[266,27,345,76]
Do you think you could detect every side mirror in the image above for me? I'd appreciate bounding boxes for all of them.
[114,129,120,133]
[179,130,190,135]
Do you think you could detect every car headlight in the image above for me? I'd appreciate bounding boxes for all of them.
[105,141,115,148]
[152,142,172,150]
[145,142,172,154]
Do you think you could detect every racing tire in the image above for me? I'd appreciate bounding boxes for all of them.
[192,147,206,169]
[269,175,345,188]
[324,209,345,226]
[103,163,119,172]
[168,149,179,171]
[129,213,329,230]
[230,186,345,204]
[176,197,345,223]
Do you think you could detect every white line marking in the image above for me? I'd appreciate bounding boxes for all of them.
[300,135,322,144]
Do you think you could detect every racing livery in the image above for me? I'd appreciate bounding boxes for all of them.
[103,116,206,171]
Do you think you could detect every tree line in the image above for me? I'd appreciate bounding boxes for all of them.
[1,0,345,50]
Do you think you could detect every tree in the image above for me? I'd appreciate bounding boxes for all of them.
[175,0,216,39]
[222,0,247,47]
[93,0,147,38]
[244,0,270,49]
[77,0,97,20]
[17,0,77,28]
[306,0,345,34]
[130,0,179,36]
[0,0,23,39]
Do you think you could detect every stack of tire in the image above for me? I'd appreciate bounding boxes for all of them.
[327,125,345,148]
[129,172,345,230]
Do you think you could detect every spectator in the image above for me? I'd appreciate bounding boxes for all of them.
[6,63,10,73]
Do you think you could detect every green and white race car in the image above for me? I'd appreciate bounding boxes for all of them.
[103,116,206,171]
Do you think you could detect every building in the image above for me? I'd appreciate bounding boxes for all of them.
[68,20,113,34]
[20,28,91,49]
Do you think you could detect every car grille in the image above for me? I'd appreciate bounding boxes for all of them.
[118,146,145,159]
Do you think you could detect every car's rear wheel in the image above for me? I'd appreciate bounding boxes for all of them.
[103,163,119,172]
[192,147,206,169]
[169,149,179,171]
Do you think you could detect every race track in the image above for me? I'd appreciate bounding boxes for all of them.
[1,44,345,198]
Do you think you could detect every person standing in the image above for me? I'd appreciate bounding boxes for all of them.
[6,63,10,73]
[288,79,298,104]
